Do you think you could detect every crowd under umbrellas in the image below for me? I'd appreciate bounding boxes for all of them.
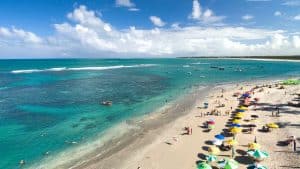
[197,89,272,169]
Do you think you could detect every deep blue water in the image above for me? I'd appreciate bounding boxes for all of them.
[0,58,299,169]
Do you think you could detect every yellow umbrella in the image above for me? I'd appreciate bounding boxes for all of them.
[230,127,242,134]
[225,139,238,146]
[239,106,248,110]
[232,119,241,124]
[236,112,244,116]
[266,123,279,129]
[234,114,243,118]
[248,143,261,150]
[208,146,220,155]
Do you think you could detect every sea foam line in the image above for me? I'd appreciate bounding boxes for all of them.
[11,64,157,74]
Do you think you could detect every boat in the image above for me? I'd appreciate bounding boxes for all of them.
[101,101,112,106]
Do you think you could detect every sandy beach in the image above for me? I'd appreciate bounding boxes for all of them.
[79,79,300,169]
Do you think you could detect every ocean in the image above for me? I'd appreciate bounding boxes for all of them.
[0,58,299,169]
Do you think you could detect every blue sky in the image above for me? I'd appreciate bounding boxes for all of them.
[0,0,300,58]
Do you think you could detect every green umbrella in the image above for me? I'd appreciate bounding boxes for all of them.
[217,159,239,169]
[206,154,217,162]
[247,163,268,169]
[197,162,212,169]
[247,150,269,160]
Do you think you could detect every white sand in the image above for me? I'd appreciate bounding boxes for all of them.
[82,81,300,169]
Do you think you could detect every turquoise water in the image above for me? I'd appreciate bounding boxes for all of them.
[0,58,299,169]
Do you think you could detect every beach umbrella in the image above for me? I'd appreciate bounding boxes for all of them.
[207,121,215,125]
[230,127,242,134]
[217,159,239,169]
[234,114,243,118]
[239,106,248,110]
[236,112,244,116]
[237,109,245,112]
[230,124,241,128]
[208,124,215,129]
[242,93,250,98]
[206,154,217,162]
[197,162,212,169]
[247,163,268,169]
[248,143,261,150]
[208,146,220,155]
[247,150,269,160]
[215,134,225,140]
[266,123,279,129]
[232,119,241,124]
[213,139,223,146]
[225,139,238,146]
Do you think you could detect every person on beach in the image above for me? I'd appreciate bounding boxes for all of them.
[293,139,297,152]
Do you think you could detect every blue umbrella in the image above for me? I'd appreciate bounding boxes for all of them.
[242,93,250,98]
[237,109,245,112]
[215,134,225,140]
[230,124,241,127]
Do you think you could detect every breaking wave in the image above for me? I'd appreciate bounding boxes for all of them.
[11,64,157,74]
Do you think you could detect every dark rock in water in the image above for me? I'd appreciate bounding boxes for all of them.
[84,123,96,130]
[71,123,79,128]
[79,117,88,122]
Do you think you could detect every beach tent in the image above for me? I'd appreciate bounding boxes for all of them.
[282,79,300,85]
[213,139,223,146]
[217,158,239,169]
[248,143,261,150]
[197,162,212,169]
[206,154,217,163]
[247,149,269,161]
[247,163,268,169]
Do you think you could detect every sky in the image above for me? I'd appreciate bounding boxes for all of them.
[0,0,300,58]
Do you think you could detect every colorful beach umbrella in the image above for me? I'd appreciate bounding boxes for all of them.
[213,139,223,146]
[247,163,268,169]
[239,106,248,110]
[237,109,245,112]
[232,119,241,124]
[230,127,242,134]
[207,121,215,125]
[225,139,238,146]
[197,162,212,169]
[230,124,241,128]
[234,114,243,118]
[215,134,225,140]
[208,124,215,129]
[247,150,269,160]
[217,159,239,169]
[266,123,279,129]
[206,154,217,162]
[208,146,220,155]
[248,143,261,150]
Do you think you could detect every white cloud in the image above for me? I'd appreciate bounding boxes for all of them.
[294,14,300,20]
[242,14,254,20]
[189,0,225,24]
[247,0,271,1]
[189,0,202,20]
[1,5,300,58]
[149,16,166,27]
[116,0,135,7]
[282,1,300,6]
[274,11,282,16]
[128,8,139,11]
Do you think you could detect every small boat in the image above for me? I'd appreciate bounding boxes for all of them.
[210,66,218,69]
[101,101,112,106]
[219,67,225,70]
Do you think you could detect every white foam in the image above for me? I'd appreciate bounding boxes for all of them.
[191,62,211,65]
[11,64,157,74]
[28,122,139,169]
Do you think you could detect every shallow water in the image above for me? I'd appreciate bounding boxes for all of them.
[0,58,299,169]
